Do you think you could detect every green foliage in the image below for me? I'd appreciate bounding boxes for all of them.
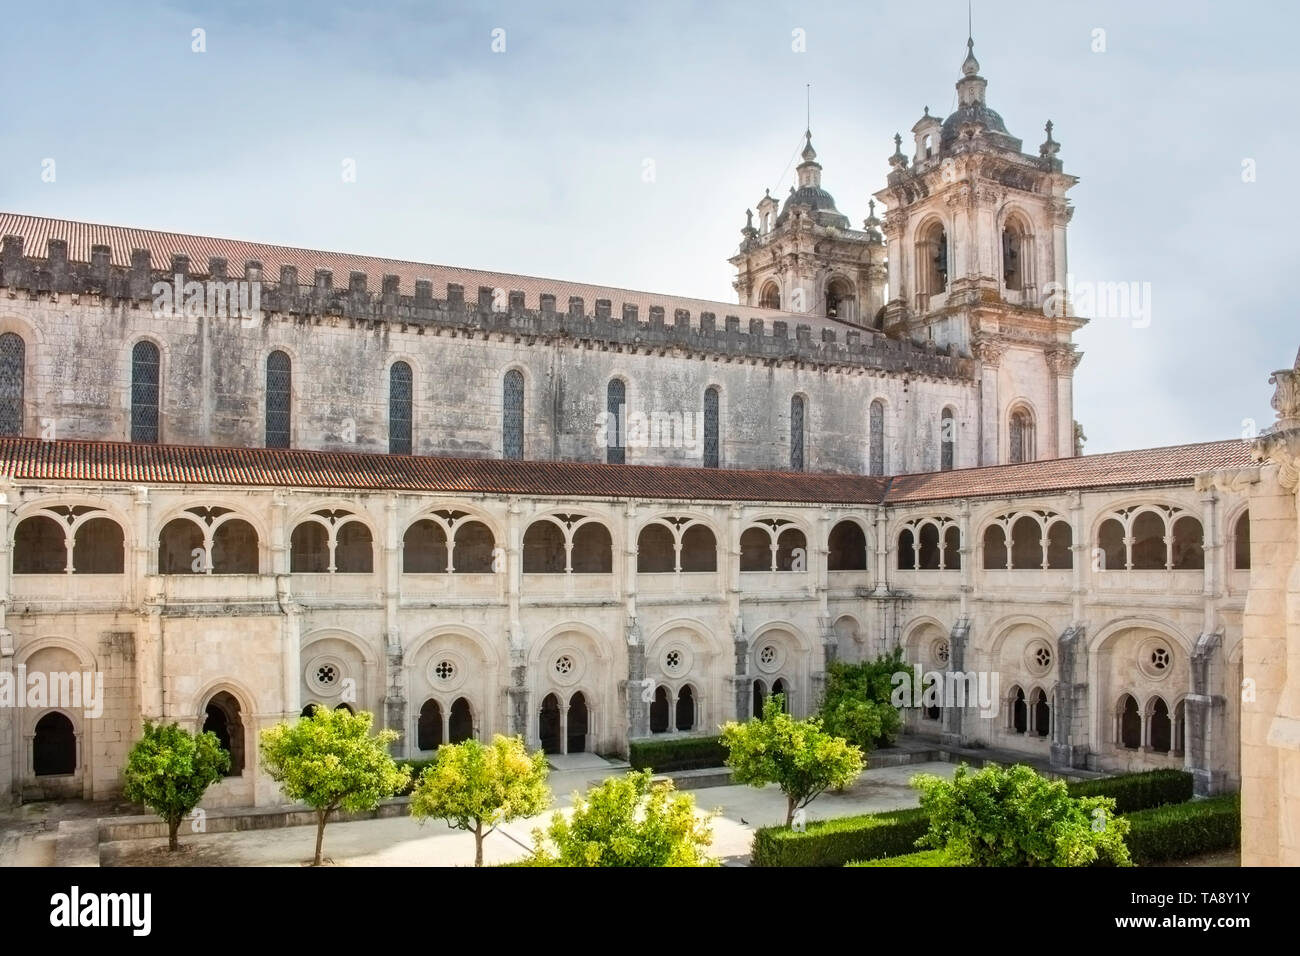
[751,807,928,867]
[1123,794,1240,865]
[122,721,230,850]
[409,735,550,866]
[628,736,728,773]
[259,707,408,865]
[396,759,434,795]
[847,849,951,867]
[914,763,1131,867]
[1067,769,1193,815]
[818,648,912,751]
[528,770,716,867]
[722,696,864,826]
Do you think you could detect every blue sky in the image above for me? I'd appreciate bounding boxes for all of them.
[1,0,1293,454]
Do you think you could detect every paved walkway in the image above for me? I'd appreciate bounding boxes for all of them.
[91,760,955,867]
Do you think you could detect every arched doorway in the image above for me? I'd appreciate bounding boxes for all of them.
[33,712,76,776]
[448,697,473,743]
[567,692,589,754]
[539,693,562,754]
[752,679,767,718]
[203,691,245,775]
[417,699,443,750]
[650,686,670,734]
[675,686,695,731]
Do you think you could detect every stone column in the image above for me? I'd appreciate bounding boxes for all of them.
[941,617,969,747]
[731,617,751,722]
[973,338,1004,466]
[1186,631,1226,796]
[625,619,649,743]
[1050,623,1089,769]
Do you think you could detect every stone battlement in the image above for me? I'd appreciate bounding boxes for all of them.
[0,235,972,380]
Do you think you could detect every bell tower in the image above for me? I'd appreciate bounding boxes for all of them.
[873,38,1086,463]
[731,132,887,327]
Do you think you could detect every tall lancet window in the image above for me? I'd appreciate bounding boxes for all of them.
[503,369,524,460]
[868,400,885,477]
[607,378,625,464]
[1008,406,1035,464]
[266,351,291,448]
[790,395,805,471]
[0,332,25,436]
[940,407,955,472]
[703,387,719,468]
[389,361,413,455]
[131,341,160,444]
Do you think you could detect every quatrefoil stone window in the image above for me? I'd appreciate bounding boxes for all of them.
[316,664,337,685]
[434,660,455,682]
[934,641,950,665]
[1034,647,1052,669]
[665,650,682,672]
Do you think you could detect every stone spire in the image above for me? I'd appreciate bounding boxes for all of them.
[796,130,822,189]
[956,36,988,108]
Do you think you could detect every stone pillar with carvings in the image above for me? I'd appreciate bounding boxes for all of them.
[973,337,1005,466]
[1046,346,1082,459]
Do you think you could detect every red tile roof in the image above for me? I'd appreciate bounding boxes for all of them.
[0,211,856,336]
[0,437,1255,506]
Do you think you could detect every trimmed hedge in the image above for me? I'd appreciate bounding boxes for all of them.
[628,736,728,773]
[751,768,1196,867]
[751,807,928,868]
[1123,794,1240,865]
[847,849,950,867]
[1067,769,1193,815]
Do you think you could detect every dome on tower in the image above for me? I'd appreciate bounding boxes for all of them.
[776,131,851,229]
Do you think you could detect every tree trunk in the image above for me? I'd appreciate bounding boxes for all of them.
[314,809,329,866]
[786,795,797,828]
[168,818,180,851]
[474,821,484,867]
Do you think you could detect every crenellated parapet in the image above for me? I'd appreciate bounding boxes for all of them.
[0,235,972,380]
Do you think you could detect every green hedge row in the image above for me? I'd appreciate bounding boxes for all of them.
[751,769,1196,868]
[751,807,928,868]
[628,736,728,773]
[1067,769,1193,815]
[847,849,950,867]
[1123,794,1240,865]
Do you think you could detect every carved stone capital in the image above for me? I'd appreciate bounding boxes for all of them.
[972,337,1007,366]
[1268,348,1300,428]
[1045,347,1082,376]
[1252,425,1300,491]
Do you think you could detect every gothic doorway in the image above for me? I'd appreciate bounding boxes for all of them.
[539,693,562,754]
[203,691,245,775]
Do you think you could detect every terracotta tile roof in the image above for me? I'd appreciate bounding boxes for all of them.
[0,437,1255,506]
[0,211,856,336]
[882,439,1256,504]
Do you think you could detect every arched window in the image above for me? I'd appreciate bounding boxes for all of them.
[291,522,329,573]
[759,282,781,310]
[919,222,948,294]
[868,400,885,477]
[1131,511,1166,570]
[452,522,495,573]
[675,685,695,731]
[983,525,1008,570]
[403,520,448,573]
[1171,515,1204,570]
[539,694,562,754]
[571,522,613,573]
[918,524,941,570]
[1010,686,1027,734]
[567,692,588,753]
[637,524,676,573]
[203,691,245,775]
[449,698,473,744]
[825,277,856,322]
[14,515,67,573]
[740,527,770,572]
[1118,694,1141,750]
[418,700,443,750]
[210,519,259,574]
[503,369,524,460]
[1098,518,1126,571]
[334,522,373,573]
[940,407,955,471]
[607,379,625,464]
[752,679,767,718]
[33,712,76,776]
[827,520,867,571]
[158,518,205,574]
[703,387,720,468]
[1046,520,1073,570]
[1149,697,1172,754]
[790,395,805,471]
[1234,511,1251,570]
[1008,406,1034,464]
[1173,699,1186,755]
[1031,688,1050,738]
[680,525,717,572]
[771,679,789,713]
[265,351,291,449]
[1002,221,1028,291]
[0,332,24,436]
[522,520,566,573]
[650,686,670,734]
[72,518,125,574]
[897,529,916,570]
[943,525,961,570]
[130,341,160,444]
[775,528,807,572]
[1010,516,1043,570]
[389,361,413,455]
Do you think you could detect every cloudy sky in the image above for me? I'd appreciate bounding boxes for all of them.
[1,0,1292,454]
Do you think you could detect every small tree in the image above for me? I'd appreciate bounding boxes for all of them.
[721,696,864,827]
[123,721,230,851]
[819,648,913,752]
[528,770,716,867]
[259,708,408,866]
[409,735,550,867]
[913,763,1132,867]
